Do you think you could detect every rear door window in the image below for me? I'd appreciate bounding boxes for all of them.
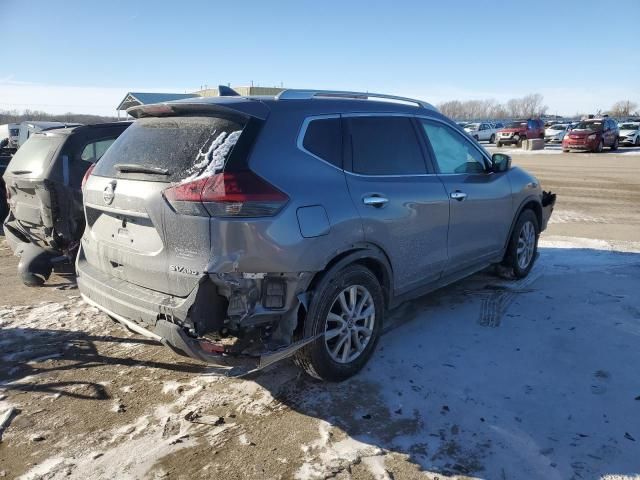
[347,116,426,175]
[302,117,342,168]
[80,138,117,163]
[92,116,245,182]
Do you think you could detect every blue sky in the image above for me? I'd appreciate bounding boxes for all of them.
[1,0,638,116]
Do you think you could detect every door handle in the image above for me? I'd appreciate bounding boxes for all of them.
[362,195,389,207]
[450,191,467,201]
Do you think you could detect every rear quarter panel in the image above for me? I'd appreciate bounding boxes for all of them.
[206,107,364,275]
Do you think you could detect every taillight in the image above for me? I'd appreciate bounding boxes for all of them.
[164,171,288,217]
[82,163,96,190]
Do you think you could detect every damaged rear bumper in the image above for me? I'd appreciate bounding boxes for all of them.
[81,293,314,376]
[76,249,314,376]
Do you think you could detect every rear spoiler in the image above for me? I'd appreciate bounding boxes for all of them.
[127,98,270,121]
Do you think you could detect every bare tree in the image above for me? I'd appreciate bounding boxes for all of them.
[0,109,117,125]
[609,100,639,118]
[438,93,547,120]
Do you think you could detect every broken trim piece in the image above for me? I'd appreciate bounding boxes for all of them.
[81,293,319,376]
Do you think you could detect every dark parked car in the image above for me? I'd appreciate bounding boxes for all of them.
[3,122,130,285]
[496,119,545,147]
[0,142,13,220]
[562,118,619,152]
[76,89,555,381]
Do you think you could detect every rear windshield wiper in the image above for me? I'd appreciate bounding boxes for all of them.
[9,170,32,175]
[115,164,170,175]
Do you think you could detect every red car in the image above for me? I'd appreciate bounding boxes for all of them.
[562,118,619,152]
[496,119,544,147]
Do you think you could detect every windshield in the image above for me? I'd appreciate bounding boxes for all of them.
[573,121,602,131]
[7,135,62,177]
[619,123,639,130]
[9,128,19,136]
[506,121,526,128]
[549,124,567,130]
[465,123,479,130]
[92,116,245,183]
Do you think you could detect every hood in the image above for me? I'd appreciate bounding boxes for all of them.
[566,130,599,139]
[545,128,565,136]
[620,129,638,136]
[499,127,525,133]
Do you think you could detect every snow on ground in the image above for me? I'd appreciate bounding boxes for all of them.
[294,239,640,479]
[371,241,639,478]
[3,237,640,479]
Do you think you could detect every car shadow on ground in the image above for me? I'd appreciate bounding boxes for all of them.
[1,247,639,478]
[0,329,207,400]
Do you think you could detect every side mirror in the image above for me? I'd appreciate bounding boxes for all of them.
[491,153,511,173]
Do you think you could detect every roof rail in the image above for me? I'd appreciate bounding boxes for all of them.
[276,89,437,111]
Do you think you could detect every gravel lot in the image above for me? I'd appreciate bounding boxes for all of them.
[1,150,639,480]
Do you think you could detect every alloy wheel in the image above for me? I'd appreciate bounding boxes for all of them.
[517,221,536,270]
[324,285,376,364]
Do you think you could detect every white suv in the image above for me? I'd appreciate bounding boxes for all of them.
[464,122,497,143]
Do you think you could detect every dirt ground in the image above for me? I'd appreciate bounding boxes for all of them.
[1,150,639,480]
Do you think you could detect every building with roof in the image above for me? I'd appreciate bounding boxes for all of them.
[115,86,285,118]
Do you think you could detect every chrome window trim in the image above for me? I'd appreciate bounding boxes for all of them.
[296,112,494,179]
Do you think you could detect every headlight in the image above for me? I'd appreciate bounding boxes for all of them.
[587,134,596,140]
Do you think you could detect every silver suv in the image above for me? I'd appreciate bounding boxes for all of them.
[77,89,555,381]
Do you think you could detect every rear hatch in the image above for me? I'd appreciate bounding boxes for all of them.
[4,133,63,229]
[82,113,257,297]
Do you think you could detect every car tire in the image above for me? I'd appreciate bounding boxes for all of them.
[610,138,618,151]
[473,135,479,141]
[20,272,46,287]
[502,209,539,279]
[563,149,569,153]
[489,134,496,144]
[294,264,384,382]
[496,141,502,148]
[516,136,524,148]
[635,136,640,147]
[595,140,604,153]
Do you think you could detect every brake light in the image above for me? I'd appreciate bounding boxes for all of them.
[164,171,288,217]
[82,163,96,190]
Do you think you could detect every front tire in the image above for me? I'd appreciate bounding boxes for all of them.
[489,134,496,144]
[502,210,539,279]
[496,141,503,148]
[595,140,604,153]
[294,264,384,381]
[610,138,618,151]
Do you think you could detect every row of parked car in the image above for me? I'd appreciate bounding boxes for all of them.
[2,88,556,381]
[458,118,640,152]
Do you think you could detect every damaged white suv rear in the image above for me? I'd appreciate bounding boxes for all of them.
[77,89,555,381]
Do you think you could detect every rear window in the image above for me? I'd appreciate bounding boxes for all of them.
[302,118,342,167]
[92,116,244,182]
[7,135,62,177]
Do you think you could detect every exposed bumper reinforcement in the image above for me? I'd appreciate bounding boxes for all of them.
[81,293,316,377]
